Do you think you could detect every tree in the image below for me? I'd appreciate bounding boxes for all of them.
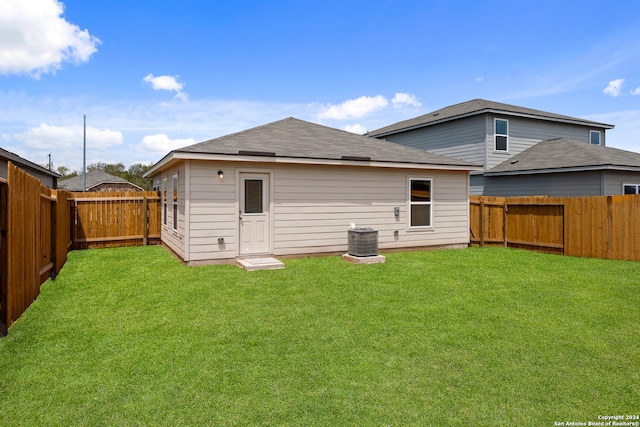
[87,162,125,176]
[53,164,78,180]
[60,161,154,190]
[126,163,154,190]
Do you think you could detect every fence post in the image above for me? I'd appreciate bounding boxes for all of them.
[142,196,148,246]
[503,203,508,247]
[50,195,57,280]
[0,182,7,336]
[479,200,485,247]
[607,196,613,259]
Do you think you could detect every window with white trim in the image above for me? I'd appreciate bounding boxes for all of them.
[162,178,167,226]
[623,184,640,194]
[494,119,508,151]
[409,178,432,227]
[590,130,601,145]
[172,173,178,230]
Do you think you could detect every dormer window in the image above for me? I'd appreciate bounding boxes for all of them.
[590,130,601,145]
[495,119,508,151]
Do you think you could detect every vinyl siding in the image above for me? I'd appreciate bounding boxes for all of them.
[475,171,604,196]
[188,161,237,261]
[378,113,609,174]
[158,164,186,259]
[381,115,486,165]
[603,171,640,195]
[1,159,56,188]
[274,165,469,255]
[486,115,609,170]
[183,161,470,263]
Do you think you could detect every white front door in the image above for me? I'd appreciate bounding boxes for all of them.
[240,173,270,255]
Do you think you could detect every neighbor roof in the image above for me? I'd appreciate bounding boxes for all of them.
[58,170,143,191]
[0,147,60,178]
[368,99,614,137]
[145,117,481,176]
[485,138,640,176]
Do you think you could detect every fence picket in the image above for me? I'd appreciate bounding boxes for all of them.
[69,191,160,249]
[471,194,640,261]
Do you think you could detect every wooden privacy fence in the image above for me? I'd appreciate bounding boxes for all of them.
[70,191,161,250]
[1,163,160,331]
[1,163,72,330]
[470,194,640,261]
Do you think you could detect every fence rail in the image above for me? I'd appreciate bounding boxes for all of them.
[70,191,161,250]
[470,194,640,261]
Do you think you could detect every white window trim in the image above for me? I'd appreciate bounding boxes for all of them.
[162,178,168,226]
[623,183,640,194]
[408,177,433,229]
[172,173,179,231]
[494,118,509,152]
[590,130,601,145]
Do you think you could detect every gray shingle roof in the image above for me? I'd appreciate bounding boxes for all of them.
[172,117,479,168]
[58,170,141,191]
[368,99,614,137]
[485,138,640,175]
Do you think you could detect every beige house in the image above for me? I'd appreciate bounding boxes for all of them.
[144,118,481,265]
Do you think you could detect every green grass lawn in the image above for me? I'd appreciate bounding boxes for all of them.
[0,246,638,426]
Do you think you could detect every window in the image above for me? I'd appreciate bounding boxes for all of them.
[409,178,432,227]
[590,130,601,145]
[172,173,178,230]
[495,119,508,151]
[244,179,264,213]
[623,184,640,194]
[162,178,167,226]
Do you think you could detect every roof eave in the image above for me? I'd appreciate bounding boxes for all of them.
[485,164,640,176]
[145,151,482,173]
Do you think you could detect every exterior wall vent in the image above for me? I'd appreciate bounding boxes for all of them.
[347,227,379,257]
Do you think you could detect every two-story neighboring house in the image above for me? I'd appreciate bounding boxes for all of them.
[368,99,640,196]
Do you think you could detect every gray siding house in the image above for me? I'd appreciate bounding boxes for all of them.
[144,118,481,265]
[0,147,59,188]
[367,99,639,196]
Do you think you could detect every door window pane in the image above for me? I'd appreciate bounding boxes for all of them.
[245,179,263,213]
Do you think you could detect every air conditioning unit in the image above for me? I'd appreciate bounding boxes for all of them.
[348,227,378,257]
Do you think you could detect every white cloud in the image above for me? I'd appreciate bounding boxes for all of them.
[344,124,367,134]
[391,92,422,108]
[317,95,388,120]
[603,79,625,97]
[0,0,100,77]
[143,74,188,101]
[139,134,195,153]
[475,76,484,83]
[12,124,122,150]
[630,86,640,96]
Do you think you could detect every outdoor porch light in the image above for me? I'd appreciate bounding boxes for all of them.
[218,170,224,179]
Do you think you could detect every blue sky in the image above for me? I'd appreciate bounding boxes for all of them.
[2,0,640,172]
